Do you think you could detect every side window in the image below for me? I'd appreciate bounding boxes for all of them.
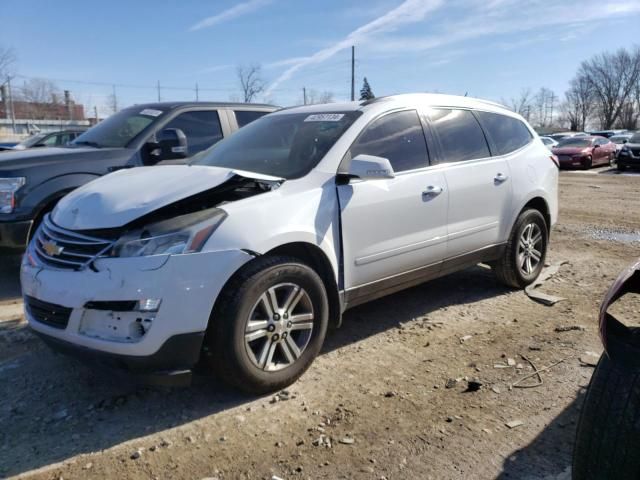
[349,110,429,173]
[427,108,490,162]
[162,110,223,156]
[42,135,58,146]
[235,110,268,128]
[595,137,606,146]
[476,111,533,155]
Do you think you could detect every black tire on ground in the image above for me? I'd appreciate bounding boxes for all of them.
[204,255,329,394]
[573,354,640,479]
[618,165,627,171]
[583,156,593,170]
[493,208,548,289]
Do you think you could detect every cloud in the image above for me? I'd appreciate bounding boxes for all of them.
[189,0,272,31]
[265,0,445,95]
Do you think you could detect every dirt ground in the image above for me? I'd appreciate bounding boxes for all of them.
[1,168,639,480]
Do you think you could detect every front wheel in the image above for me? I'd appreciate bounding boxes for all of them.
[493,209,548,288]
[205,255,329,394]
[583,156,593,170]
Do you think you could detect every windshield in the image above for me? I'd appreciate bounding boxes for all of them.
[557,137,593,148]
[18,133,47,148]
[192,111,361,179]
[71,107,165,148]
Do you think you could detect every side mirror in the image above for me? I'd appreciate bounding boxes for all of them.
[147,128,188,163]
[348,154,395,180]
[593,144,600,149]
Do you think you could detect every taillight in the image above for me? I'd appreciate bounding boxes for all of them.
[549,154,560,168]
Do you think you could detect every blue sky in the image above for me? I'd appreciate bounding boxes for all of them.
[2,0,640,115]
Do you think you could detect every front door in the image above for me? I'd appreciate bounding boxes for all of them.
[337,110,448,298]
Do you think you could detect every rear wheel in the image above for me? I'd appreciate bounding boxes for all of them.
[493,209,548,288]
[205,255,329,394]
[573,354,640,479]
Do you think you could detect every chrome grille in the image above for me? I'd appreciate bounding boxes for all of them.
[33,214,115,270]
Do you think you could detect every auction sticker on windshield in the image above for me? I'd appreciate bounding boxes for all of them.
[304,113,345,122]
[140,109,163,117]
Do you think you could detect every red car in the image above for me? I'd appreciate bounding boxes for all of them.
[551,136,616,169]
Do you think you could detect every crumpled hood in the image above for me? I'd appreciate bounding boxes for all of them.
[53,165,282,230]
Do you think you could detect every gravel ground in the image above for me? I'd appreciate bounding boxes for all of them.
[1,167,639,480]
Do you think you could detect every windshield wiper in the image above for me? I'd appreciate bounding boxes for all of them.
[72,140,102,148]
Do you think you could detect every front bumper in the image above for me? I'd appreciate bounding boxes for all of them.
[21,248,253,378]
[0,219,33,251]
[558,155,588,169]
[617,153,640,169]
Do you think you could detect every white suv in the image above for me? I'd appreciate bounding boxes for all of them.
[21,94,558,393]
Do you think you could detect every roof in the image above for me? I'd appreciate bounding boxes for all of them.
[272,93,515,117]
[123,101,278,111]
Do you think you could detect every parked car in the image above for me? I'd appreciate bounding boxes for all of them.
[616,132,640,171]
[552,135,616,169]
[0,129,86,152]
[610,134,633,157]
[587,129,627,139]
[573,259,640,479]
[548,132,580,142]
[540,136,559,150]
[0,102,276,252]
[21,93,558,393]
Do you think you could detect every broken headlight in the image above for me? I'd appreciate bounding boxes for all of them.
[111,208,227,257]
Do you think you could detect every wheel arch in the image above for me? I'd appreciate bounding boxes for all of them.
[520,196,551,233]
[265,242,342,329]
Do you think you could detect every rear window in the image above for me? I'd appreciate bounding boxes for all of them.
[427,108,490,163]
[475,111,533,155]
[235,110,269,127]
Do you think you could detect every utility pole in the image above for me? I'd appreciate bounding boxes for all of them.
[303,87,307,105]
[350,45,355,101]
[195,83,199,101]
[94,105,98,123]
[157,80,161,102]
[7,77,16,134]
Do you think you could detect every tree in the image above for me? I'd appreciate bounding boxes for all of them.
[237,64,265,103]
[532,87,557,127]
[0,45,16,79]
[17,78,62,119]
[561,76,594,131]
[359,77,374,100]
[305,89,334,105]
[577,47,640,129]
[502,88,533,121]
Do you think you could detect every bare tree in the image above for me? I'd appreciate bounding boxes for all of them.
[17,78,62,119]
[502,88,533,121]
[0,46,16,79]
[562,76,594,131]
[532,87,557,127]
[237,64,265,103]
[304,89,335,105]
[577,47,640,129]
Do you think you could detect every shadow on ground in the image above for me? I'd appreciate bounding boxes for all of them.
[0,254,22,302]
[497,392,585,480]
[0,265,511,477]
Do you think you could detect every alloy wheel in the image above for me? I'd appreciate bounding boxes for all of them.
[518,223,543,276]
[244,283,314,371]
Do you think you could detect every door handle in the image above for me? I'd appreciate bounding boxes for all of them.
[422,185,443,197]
[494,173,509,183]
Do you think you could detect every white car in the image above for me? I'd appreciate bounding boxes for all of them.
[21,94,558,393]
[540,136,559,150]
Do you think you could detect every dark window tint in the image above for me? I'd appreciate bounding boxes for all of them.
[235,110,269,127]
[350,110,428,172]
[163,110,223,156]
[476,111,533,155]
[428,109,490,162]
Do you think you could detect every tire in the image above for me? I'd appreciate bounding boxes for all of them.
[493,209,548,288]
[573,354,640,479]
[204,255,329,394]
[618,165,627,172]
[583,156,593,170]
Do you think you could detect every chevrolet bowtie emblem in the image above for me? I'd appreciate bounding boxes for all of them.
[42,240,64,257]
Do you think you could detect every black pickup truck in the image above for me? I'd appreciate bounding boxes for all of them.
[0,101,277,252]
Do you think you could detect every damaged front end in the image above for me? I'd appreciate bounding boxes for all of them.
[599,259,640,367]
[21,166,282,385]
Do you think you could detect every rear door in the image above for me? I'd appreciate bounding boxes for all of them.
[426,108,512,258]
[338,110,448,295]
